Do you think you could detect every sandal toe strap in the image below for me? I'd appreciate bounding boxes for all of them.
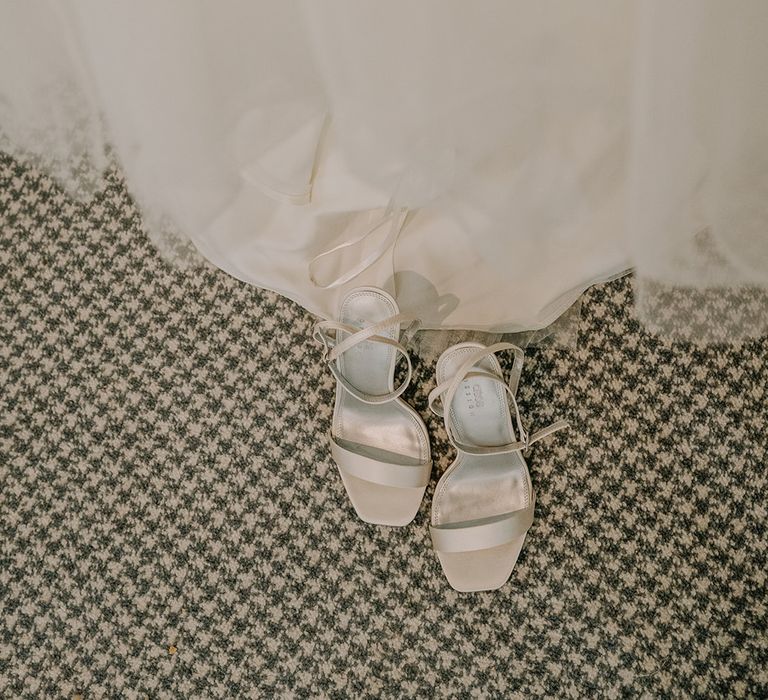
[430,497,535,553]
[331,437,431,489]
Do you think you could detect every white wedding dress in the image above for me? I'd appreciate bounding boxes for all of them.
[2,1,767,338]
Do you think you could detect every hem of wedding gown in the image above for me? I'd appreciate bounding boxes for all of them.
[511,266,631,334]
[190,226,631,333]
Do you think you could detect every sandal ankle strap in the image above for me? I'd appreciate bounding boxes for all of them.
[314,313,420,405]
[428,342,568,454]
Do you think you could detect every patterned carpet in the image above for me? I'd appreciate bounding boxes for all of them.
[2,153,767,698]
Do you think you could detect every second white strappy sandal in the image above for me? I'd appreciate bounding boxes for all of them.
[428,342,567,591]
[314,287,431,526]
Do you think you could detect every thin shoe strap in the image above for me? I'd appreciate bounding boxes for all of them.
[317,313,417,361]
[313,313,417,405]
[428,342,526,445]
[308,199,407,290]
[429,342,568,454]
[526,419,570,447]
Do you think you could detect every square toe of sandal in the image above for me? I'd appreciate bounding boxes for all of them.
[436,536,526,592]
[338,469,425,527]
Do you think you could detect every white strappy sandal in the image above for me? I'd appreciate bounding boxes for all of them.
[314,287,431,526]
[428,342,567,591]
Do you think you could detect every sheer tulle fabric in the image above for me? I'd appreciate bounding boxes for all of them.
[1,1,766,339]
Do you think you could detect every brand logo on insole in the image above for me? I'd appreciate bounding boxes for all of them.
[347,317,372,354]
[464,382,484,410]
